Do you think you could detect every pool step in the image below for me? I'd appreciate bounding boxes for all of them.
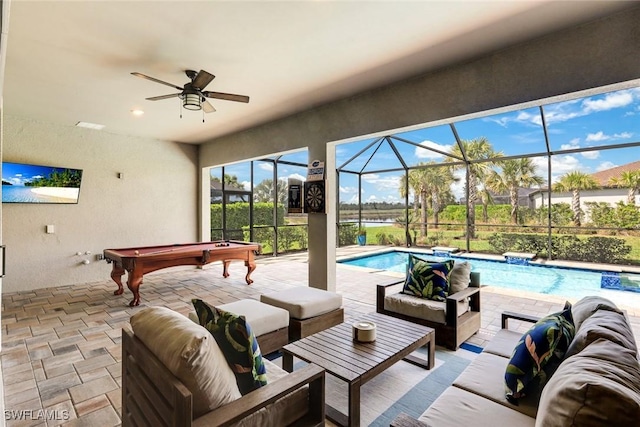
[503,252,536,265]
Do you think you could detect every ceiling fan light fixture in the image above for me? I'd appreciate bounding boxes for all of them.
[182,93,202,111]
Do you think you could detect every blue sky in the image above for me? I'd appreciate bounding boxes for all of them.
[213,86,640,204]
[337,87,640,204]
[2,162,67,186]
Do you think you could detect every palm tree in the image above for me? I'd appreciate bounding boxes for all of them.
[552,171,599,227]
[486,158,545,224]
[253,178,288,204]
[419,163,458,228]
[448,137,500,238]
[477,184,494,223]
[399,170,421,217]
[608,170,640,205]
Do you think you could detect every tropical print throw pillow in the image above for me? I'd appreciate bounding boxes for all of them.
[192,299,267,395]
[504,303,575,402]
[402,255,454,301]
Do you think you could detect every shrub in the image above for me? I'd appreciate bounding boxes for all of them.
[487,232,632,264]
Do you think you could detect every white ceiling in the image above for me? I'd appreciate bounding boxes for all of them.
[3,1,635,145]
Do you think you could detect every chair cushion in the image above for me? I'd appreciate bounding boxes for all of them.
[449,260,472,294]
[504,305,575,401]
[192,299,268,395]
[260,286,342,319]
[218,299,289,337]
[384,292,469,325]
[402,255,454,301]
[535,338,640,427]
[129,306,241,418]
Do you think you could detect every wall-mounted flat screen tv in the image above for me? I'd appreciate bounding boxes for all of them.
[2,162,83,204]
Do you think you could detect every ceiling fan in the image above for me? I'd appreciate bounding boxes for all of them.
[131,69,249,113]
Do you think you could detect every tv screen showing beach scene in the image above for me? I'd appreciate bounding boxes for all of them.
[2,162,83,204]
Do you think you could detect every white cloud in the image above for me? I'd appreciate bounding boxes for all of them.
[414,140,452,159]
[560,140,580,150]
[614,132,633,139]
[450,169,466,201]
[339,186,358,194]
[532,155,583,183]
[583,91,634,113]
[241,180,251,191]
[580,151,600,160]
[362,174,401,190]
[585,131,609,142]
[258,163,273,172]
[585,130,633,142]
[596,161,617,172]
[286,173,306,182]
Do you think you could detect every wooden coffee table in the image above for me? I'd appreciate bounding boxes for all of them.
[282,312,435,427]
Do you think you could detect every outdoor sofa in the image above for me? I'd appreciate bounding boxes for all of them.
[391,295,640,426]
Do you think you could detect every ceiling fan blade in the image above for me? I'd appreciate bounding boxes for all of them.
[203,91,250,103]
[131,72,183,90]
[146,93,181,101]
[192,70,215,90]
[202,100,216,113]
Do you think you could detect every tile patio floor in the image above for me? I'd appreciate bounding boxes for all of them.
[2,246,639,426]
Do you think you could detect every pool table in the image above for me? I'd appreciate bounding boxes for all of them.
[104,240,261,306]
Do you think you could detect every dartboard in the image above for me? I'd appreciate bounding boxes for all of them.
[304,181,325,213]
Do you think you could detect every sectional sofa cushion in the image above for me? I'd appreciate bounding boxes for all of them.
[566,307,638,358]
[419,385,536,427]
[192,299,268,395]
[455,352,540,418]
[402,255,454,301]
[504,305,575,401]
[129,306,241,417]
[570,295,623,330]
[535,338,640,427]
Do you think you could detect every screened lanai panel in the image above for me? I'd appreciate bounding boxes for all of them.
[390,124,462,167]
[544,87,640,152]
[210,167,223,239]
[337,137,383,172]
[277,151,308,166]
[454,107,548,158]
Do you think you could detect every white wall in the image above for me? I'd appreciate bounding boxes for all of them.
[2,115,199,292]
[531,188,637,221]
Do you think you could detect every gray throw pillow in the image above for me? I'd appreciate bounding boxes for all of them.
[449,261,471,294]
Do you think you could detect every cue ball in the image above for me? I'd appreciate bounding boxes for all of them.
[134,250,139,255]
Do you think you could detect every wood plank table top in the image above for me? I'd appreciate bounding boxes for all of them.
[282,312,435,427]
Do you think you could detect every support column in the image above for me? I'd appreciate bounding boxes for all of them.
[307,143,336,291]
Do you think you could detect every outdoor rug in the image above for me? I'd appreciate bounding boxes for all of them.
[269,344,480,426]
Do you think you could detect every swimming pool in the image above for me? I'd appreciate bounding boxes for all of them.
[339,250,640,300]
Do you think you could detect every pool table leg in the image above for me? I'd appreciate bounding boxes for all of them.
[222,260,231,278]
[127,272,143,307]
[245,261,255,284]
[111,264,125,296]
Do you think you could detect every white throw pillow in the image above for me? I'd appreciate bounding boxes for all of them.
[130,306,241,417]
[449,261,472,294]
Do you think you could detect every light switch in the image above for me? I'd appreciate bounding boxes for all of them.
[46,225,55,234]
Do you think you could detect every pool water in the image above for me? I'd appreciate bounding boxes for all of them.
[340,250,640,300]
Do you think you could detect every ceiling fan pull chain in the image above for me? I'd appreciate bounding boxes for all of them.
[202,108,205,123]
[179,98,183,119]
